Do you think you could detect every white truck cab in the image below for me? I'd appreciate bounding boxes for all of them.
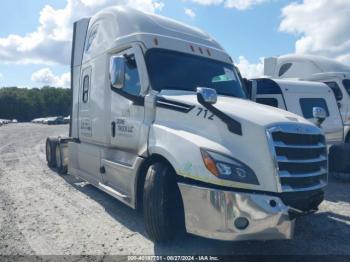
[249,78,344,145]
[264,55,350,143]
[46,6,327,242]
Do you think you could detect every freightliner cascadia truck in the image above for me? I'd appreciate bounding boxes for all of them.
[46,6,327,243]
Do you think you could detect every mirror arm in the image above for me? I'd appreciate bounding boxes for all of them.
[312,107,327,128]
[316,118,325,128]
[197,93,242,136]
[123,54,136,67]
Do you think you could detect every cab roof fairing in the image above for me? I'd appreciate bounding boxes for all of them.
[82,6,231,63]
[111,33,232,64]
[253,78,333,95]
[276,54,350,74]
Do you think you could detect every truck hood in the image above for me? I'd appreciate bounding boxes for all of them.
[158,90,311,127]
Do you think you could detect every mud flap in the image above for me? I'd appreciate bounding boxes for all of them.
[288,206,318,220]
[282,189,324,213]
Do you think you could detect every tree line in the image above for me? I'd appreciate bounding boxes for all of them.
[0,87,71,122]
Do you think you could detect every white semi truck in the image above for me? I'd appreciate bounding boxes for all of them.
[46,6,327,242]
[248,78,344,146]
[264,55,350,143]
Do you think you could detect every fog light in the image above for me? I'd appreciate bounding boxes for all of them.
[234,217,249,230]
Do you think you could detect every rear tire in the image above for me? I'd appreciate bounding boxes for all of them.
[46,137,58,168]
[143,162,185,243]
[56,143,68,175]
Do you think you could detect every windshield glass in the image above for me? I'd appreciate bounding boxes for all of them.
[145,49,247,98]
[343,79,350,96]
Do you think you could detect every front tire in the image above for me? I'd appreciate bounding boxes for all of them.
[143,162,185,243]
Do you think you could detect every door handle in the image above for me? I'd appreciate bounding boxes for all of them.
[111,121,116,137]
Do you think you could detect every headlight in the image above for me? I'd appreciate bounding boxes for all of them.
[200,148,259,185]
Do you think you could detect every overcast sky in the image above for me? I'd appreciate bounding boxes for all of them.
[0,0,349,88]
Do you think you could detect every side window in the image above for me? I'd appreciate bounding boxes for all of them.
[300,98,330,119]
[82,75,90,103]
[342,79,350,96]
[85,24,99,53]
[325,82,343,101]
[278,63,292,77]
[256,98,278,108]
[123,55,141,96]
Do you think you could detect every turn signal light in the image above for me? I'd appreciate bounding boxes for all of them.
[201,149,219,177]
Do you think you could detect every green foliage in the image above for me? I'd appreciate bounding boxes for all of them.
[0,87,71,122]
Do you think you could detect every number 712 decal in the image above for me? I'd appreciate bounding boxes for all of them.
[196,107,214,120]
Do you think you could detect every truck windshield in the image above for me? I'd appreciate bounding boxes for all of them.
[145,49,247,98]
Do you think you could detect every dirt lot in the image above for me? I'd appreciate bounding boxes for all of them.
[0,123,350,256]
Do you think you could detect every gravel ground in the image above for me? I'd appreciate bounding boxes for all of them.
[0,123,350,256]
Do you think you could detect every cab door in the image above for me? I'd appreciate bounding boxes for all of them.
[108,45,149,154]
[323,79,348,125]
[100,45,150,198]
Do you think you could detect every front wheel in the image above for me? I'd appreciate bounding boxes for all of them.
[143,162,185,243]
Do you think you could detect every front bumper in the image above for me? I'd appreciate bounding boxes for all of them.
[178,183,294,241]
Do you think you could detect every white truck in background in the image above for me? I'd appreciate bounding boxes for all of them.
[248,78,344,146]
[264,55,350,143]
[46,6,327,243]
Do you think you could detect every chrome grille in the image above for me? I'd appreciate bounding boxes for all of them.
[267,125,328,192]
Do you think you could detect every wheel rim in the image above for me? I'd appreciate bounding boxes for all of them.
[56,145,61,168]
[46,142,51,162]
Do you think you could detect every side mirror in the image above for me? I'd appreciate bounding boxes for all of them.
[110,56,124,89]
[313,107,327,127]
[197,87,217,104]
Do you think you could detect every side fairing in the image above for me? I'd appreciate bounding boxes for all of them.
[71,18,90,138]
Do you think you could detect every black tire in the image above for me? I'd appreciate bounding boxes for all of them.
[46,137,58,168]
[143,162,185,243]
[56,143,68,175]
[332,172,350,183]
[329,144,350,173]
